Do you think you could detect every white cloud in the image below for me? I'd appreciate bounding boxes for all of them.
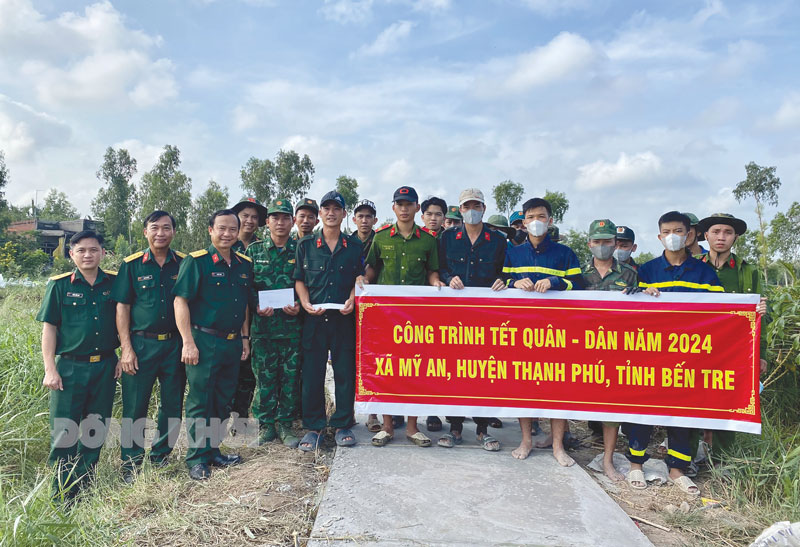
[0,94,71,160]
[380,159,413,185]
[697,97,741,126]
[716,40,765,78]
[320,0,374,24]
[354,20,415,57]
[518,0,589,17]
[762,92,800,130]
[0,0,177,109]
[503,32,598,91]
[575,151,664,190]
[412,0,451,12]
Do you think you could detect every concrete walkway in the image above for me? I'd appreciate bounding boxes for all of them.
[309,417,652,546]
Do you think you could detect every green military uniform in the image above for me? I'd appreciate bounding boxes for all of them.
[293,225,364,431]
[365,223,439,285]
[352,229,376,261]
[583,258,638,290]
[173,245,253,467]
[247,199,302,438]
[112,248,186,468]
[36,268,119,492]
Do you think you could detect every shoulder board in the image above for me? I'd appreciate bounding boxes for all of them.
[419,228,435,238]
[236,251,253,263]
[48,271,71,281]
[190,249,208,258]
[174,251,187,258]
[103,269,117,276]
[124,251,144,263]
[376,224,393,233]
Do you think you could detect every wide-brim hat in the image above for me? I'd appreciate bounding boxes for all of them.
[697,213,747,238]
[231,197,268,227]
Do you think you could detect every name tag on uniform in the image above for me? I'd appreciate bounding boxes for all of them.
[240,273,248,279]
[66,292,83,298]
[211,272,226,277]
[137,275,153,281]
[288,258,296,264]
[383,244,395,251]
[103,290,111,296]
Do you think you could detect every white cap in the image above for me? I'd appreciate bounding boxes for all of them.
[458,188,485,206]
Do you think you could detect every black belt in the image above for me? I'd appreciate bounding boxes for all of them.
[131,330,177,341]
[59,350,117,363]
[192,324,239,340]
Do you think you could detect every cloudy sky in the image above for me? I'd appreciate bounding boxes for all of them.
[1,0,799,253]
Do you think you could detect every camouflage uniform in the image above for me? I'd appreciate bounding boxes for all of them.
[246,200,302,431]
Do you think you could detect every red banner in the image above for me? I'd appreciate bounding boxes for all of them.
[355,286,761,434]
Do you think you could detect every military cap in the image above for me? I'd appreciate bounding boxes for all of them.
[588,219,617,240]
[486,214,515,238]
[392,186,419,203]
[232,197,268,226]
[268,198,294,216]
[445,205,462,220]
[683,212,700,226]
[458,188,485,206]
[509,210,525,225]
[295,197,319,215]
[696,213,747,236]
[615,225,635,242]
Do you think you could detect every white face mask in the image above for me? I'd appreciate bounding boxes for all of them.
[462,209,483,225]
[526,219,548,237]
[662,233,686,252]
[614,248,632,262]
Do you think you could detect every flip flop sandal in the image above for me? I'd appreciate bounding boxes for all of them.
[426,416,443,432]
[626,469,648,490]
[366,415,382,433]
[480,435,501,452]
[406,432,432,447]
[487,418,503,429]
[671,475,700,497]
[371,430,393,447]
[335,428,357,447]
[437,433,463,448]
[298,431,322,452]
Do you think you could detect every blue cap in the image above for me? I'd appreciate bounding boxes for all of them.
[509,210,524,224]
[320,191,346,209]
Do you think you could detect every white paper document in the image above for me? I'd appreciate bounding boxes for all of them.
[258,288,295,310]
[314,303,346,310]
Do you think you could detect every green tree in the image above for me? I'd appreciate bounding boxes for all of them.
[769,201,800,264]
[186,179,230,251]
[0,150,8,210]
[492,180,524,218]
[636,251,657,264]
[733,162,781,284]
[335,175,359,231]
[240,149,315,205]
[561,229,591,267]
[92,147,137,241]
[543,190,569,224]
[40,189,78,220]
[137,145,193,250]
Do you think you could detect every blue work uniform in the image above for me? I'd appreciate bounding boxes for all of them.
[501,234,585,290]
[438,225,506,288]
[624,252,722,471]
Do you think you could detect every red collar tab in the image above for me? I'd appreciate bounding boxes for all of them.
[455,231,463,240]
[485,231,491,241]
[390,227,396,237]
[212,253,220,264]
[415,227,421,238]
[316,238,323,248]
[421,226,435,236]
[701,254,709,263]
[342,237,348,248]
[729,257,736,268]
[143,251,151,263]
[70,272,76,283]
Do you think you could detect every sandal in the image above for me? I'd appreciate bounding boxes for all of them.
[626,469,647,490]
[406,432,432,447]
[298,431,322,452]
[426,416,443,432]
[479,434,501,452]
[437,433,463,448]
[366,415,382,433]
[671,475,700,497]
[371,430,393,447]
[335,428,357,447]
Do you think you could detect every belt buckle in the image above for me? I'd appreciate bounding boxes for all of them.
[89,355,101,363]
[226,333,236,340]
[157,333,168,341]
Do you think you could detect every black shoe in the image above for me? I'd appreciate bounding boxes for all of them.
[210,453,243,468]
[148,455,169,469]
[391,415,405,428]
[121,467,137,485]
[188,463,211,481]
[426,416,442,432]
[487,417,503,429]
